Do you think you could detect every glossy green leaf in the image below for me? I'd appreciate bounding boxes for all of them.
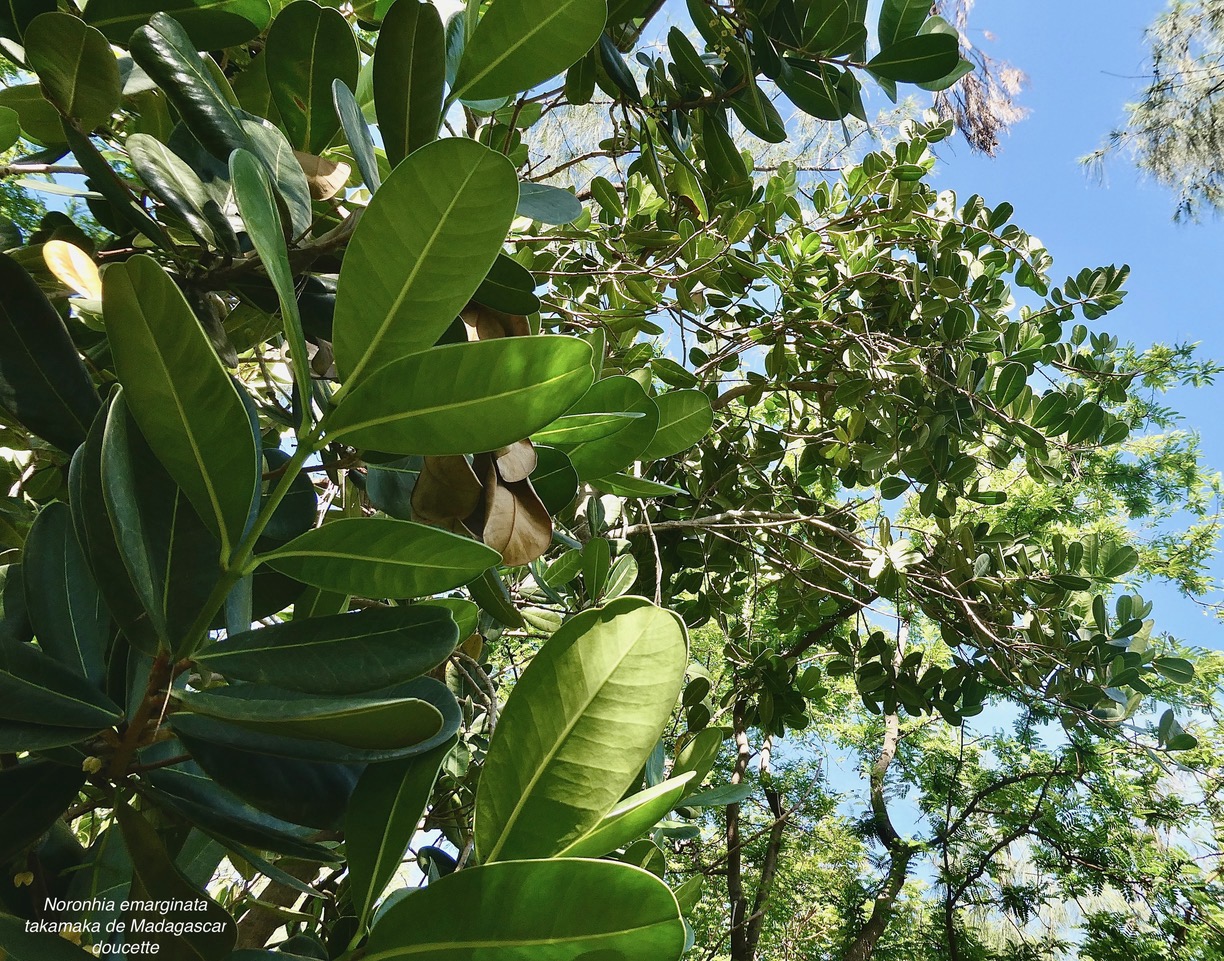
[0,105,18,152]
[24,13,120,130]
[115,801,236,961]
[451,0,607,102]
[673,727,724,790]
[564,46,597,105]
[0,84,66,145]
[195,605,459,694]
[102,254,258,559]
[517,182,584,224]
[230,147,312,420]
[416,597,479,639]
[1152,656,1195,685]
[175,683,443,750]
[0,638,123,728]
[604,553,638,599]
[60,121,175,247]
[598,32,642,104]
[332,137,518,384]
[85,0,270,49]
[333,79,381,191]
[532,411,644,447]
[22,502,107,684]
[169,680,458,764]
[240,116,313,240]
[776,60,845,120]
[640,389,714,460]
[475,596,687,862]
[730,75,787,143]
[69,402,161,654]
[878,0,929,47]
[917,56,974,92]
[0,915,96,959]
[129,13,249,161]
[591,473,684,498]
[100,393,224,655]
[0,252,100,453]
[0,761,85,863]
[551,375,660,479]
[1102,545,1140,579]
[0,720,102,752]
[140,754,341,861]
[530,445,579,514]
[558,773,694,858]
[266,0,357,153]
[363,858,685,961]
[472,253,540,314]
[327,336,595,456]
[684,782,753,806]
[347,736,456,925]
[260,517,500,597]
[467,567,524,628]
[867,32,960,83]
[128,133,240,253]
[170,732,361,829]
[583,536,610,599]
[375,0,445,166]
[0,0,54,41]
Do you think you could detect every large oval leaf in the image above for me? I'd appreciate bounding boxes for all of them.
[332,137,518,385]
[266,0,357,153]
[558,772,694,859]
[259,518,500,597]
[142,758,341,861]
[867,32,960,83]
[194,605,460,694]
[548,374,659,480]
[0,253,100,453]
[0,638,123,729]
[230,147,312,417]
[346,736,455,926]
[69,401,161,654]
[327,336,595,456]
[24,13,120,131]
[363,858,685,961]
[451,0,608,103]
[174,683,444,750]
[878,0,930,47]
[517,181,584,225]
[22,502,108,684]
[475,596,687,862]
[128,133,239,253]
[99,393,223,655]
[169,676,459,763]
[171,731,361,829]
[128,14,249,161]
[374,0,444,166]
[85,0,271,49]
[102,254,258,559]
[0,760,86,863]
[639,388,713,460]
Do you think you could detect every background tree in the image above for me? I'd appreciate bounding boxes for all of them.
[1083,0,1224,220]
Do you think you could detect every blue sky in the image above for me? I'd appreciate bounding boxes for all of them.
[924,0,1224,650]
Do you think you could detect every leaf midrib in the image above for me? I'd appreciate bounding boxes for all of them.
[363,916,678,959]
[483,620,650,862]
[453,0,589,101]
[342,153,488,386]
[331,362,584,439]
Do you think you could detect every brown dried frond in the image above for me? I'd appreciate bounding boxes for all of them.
[933,0,1029,155]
